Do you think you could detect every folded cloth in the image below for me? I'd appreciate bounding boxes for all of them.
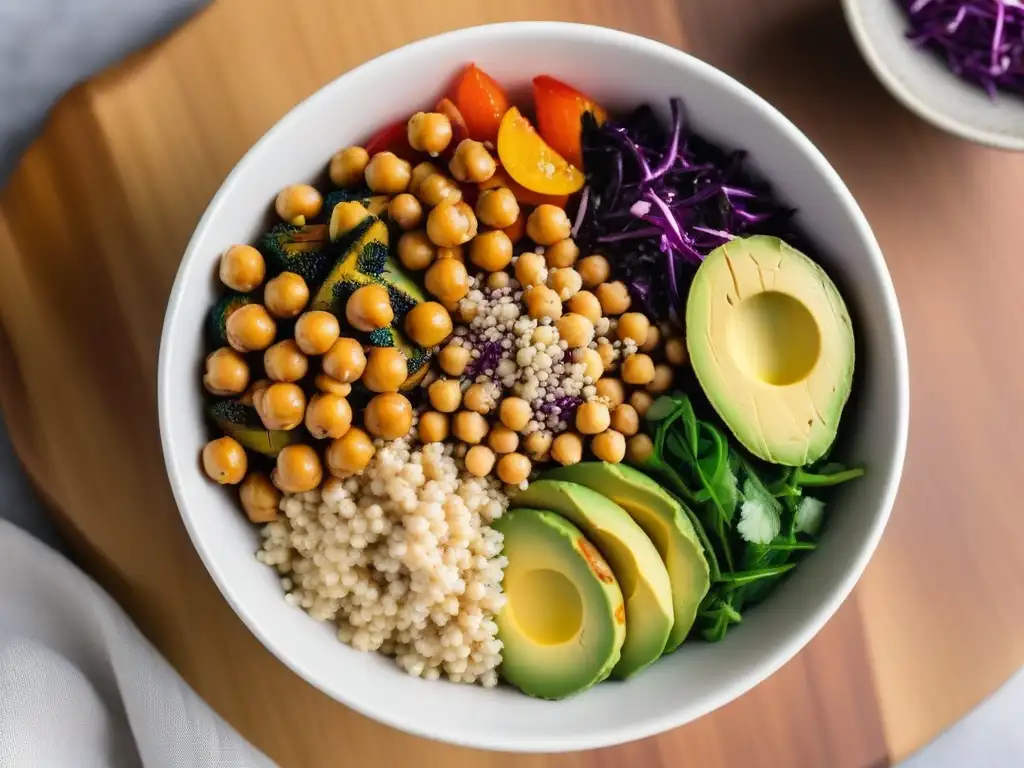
[0,520,276,767]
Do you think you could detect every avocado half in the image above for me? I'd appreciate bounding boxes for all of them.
[686,235,855,466]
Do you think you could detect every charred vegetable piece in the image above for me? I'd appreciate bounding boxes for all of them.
[206,398,299,456]
[257,223,332,285]
[207,292,253,349]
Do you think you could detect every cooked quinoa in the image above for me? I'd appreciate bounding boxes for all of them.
[257,440,508,685]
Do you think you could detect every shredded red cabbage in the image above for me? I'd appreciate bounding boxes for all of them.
[900,0,1024,98]
[575,100,802,318]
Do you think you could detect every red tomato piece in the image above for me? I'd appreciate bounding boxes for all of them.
[364,120,418,161]
[533,75,607,169]
[450,64,510,144]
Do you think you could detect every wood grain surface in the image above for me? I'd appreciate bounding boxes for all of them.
[1,0,1022,765]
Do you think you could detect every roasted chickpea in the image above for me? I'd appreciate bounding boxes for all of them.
[514,251,547,287]
[362,347,408,392]
[219,244,265,292]
[407,111,453,155]
[596,281,631,316]
[595,378,626,408]
[622,353,657,386]
[548,267,583,301]
[321,337,366,383]
[470,230,513,272]
[592,429,626,463]
[273,444,322,493]
[315,373,352,397]
[648,364,674,394]
[576,401,611,435]
[522,285,561,322]
[226,304,276,352]
[463,382,497,414]
[257,382,306,430]
[240,472,281,523]
[551,432,583,466]
[346,284,393,332]
[399,302,450,349]
[665,337,688,366]
[499,397,532,432]
[556,313,594,348]
[418,411,449,443]
[449,139,496,183]
[488,424,519,454]
[610,404,640,436]
[545,238,579,269]
[437,244,464,262]
[264,339,309,383]
[596,341,618,372]
[365,151,411,194]
[497,453,532,485]
[453,411,489,444]
[388,193,424,230]
[486,271,510,291]
[427,200,478,248]
[304,393,352,439]
[409,161,441,195]
[524,430,553,461]
[566,290,601,324]
[329,146,370,187]
[626,433,654,464]
[329,201,369,241]
[417,173,463,207]
[364,392,413,440]
[203,347,249,396]
[629,390,654,418]
[576,347,604,382]
[428,378,462,413]
[202,436,247,485]
[438,342,471,376]
[263,272,309,318]
[424,256,470,303]
[476,187,519,229]
[243,378,272,408]
[326,427,375,477]
[640,324,661,353]
[397,230,436,271]
[294,310,340,355]
[577,254,611,288]
[275,184,322,226]
[526,204,571,246]
[465,445,497,477]
[618,313,651,345]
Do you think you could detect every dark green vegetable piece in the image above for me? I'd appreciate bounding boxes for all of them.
[207,293,253,348]
[257,223,332,285]
[206,399,299,457]
[367,328,396,347]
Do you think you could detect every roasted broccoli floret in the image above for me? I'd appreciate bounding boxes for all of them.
[386,284,418,322]
[207,293,253,348]
[407,351,431,376]
[356,241,388,278]
[368,328,396,347]
[257,223,332,285]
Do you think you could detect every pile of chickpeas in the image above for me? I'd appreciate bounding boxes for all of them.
[201,105,689,519]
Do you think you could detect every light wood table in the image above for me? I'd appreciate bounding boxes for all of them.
[1,0,1022,765]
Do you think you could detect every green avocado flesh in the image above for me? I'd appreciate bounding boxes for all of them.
[493,508,626,700]
[545,463,710,652]
[686,235,855,466]
[513,479,673,678]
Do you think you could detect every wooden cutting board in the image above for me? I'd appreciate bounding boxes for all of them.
[1,0,1022,765]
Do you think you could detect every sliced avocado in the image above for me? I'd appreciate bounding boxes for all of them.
[545,463,709,652]
[256,223,333,286]
[206,399,299,457]
[206,293,253,349]
[513,480,673,679]
[686,235,855,466]
[493,508,625,699]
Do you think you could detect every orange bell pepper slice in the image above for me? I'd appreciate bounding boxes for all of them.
[533,75,607,169]
[449,64,510,144]
[496,108,585,196]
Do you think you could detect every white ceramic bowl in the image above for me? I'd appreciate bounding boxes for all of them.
[842,0,1024,150]
[159,22,909,752]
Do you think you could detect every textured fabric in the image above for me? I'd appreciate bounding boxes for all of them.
[0,520,276,767]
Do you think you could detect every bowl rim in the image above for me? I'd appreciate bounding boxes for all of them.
[158,20,910,752]
[841,0,1024,152]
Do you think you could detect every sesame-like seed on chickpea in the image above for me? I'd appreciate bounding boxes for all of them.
[257,382,306,431]
[264,339,309,383]
[417,173,463,207]
[641,324,661,353]
[475,187,519,229]
[514,251,546,287]
[596,281,631,316]
[548,267,583,301]
[595,378,626,408]
[362,347,408,392]
[329,201,370,241]
[452,411,489,444]
[226,304,276,353]
[617,312,651,345]
[524,284,563,321]
[523,431,553,462]
[294,310,340,355]
[463,382,495,414]
[592,429,626,463]
[449,139,496,183]
[545,238,579,269]
[626,433,654,464]
[438,342,471,376]
[665,337,688,366]
[566,290,602,324]
[577,254,611,288]
[428,378,462,413]
[487,424,519,454]
[497,452,532,485]
[629,390,654,418]
[275,184,322,226]
[397,230,437,271]
[648,364,674,394]
[365,151,411,194]
[622,353,656,386]
[315,373,352,397]
[273,444,322,493]
[364,392,413,440]
[424,256,470,303]
[388,193,424,230]
[263,272,309,319]
[551,432,583,466]
[610,404,640,436]
[321,337,366,383]
[325,427,375,477]
[329,146,371,188]
[575,347,604,381]
[469,230,513,272]
[409,161,440,195]
[304,392,353,440]
[418,411,449,443]
[556,313,595,348]
[203,347,249,396]
[219,244,265,292]
[486,271,510,291]
[427,200,478,248]
[407,111,453,155]
[499,397,532,432]
[346,284,394,332]
[465,445,497,477]
[526,204,571,245]
[576,401,611,435]
[239,472,281,523]
[202,436,247,485]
